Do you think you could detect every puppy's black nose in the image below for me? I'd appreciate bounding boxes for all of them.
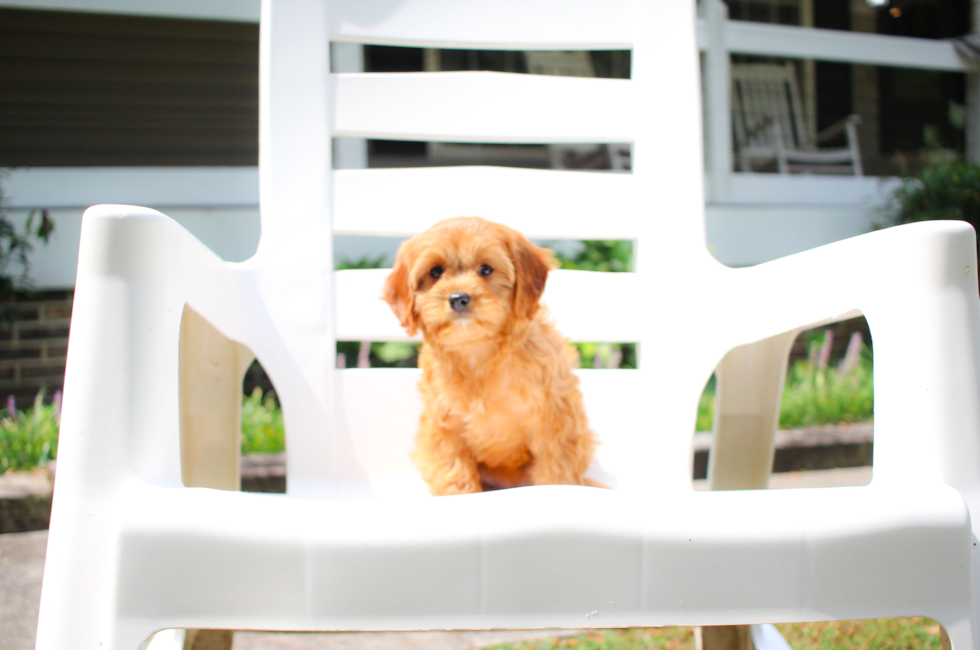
[449,292,471,313]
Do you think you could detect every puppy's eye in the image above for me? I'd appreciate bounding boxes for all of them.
[479,264,493,277]
[429,265,444,280]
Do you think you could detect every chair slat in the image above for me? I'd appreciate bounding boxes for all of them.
[334,269,642,342]
[328,0,632,50]
[332,167,640,240]
[337,367,646,487]
[331,72,634,143]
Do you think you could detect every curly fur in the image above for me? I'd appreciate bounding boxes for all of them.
[383,217,596,495]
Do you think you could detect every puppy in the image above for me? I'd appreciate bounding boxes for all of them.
[383,217,596,495]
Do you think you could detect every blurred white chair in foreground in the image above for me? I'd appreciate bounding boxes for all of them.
[35,1,980,649]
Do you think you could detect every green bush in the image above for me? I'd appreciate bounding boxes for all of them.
[554,240,633,273]
[888,158,980,232]
[241,388,285,454]
[572,342,636,370]
[336,254,388,270]
[0,391,60,473]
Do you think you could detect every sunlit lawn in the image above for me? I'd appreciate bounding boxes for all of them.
[487,617,944,650]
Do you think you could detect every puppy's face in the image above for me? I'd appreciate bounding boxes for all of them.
[384,217,556,347]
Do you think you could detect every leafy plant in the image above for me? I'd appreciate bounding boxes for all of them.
[336,254,388,270]
[696,374,716,432]
[241,388,285,454]
[573,342,636,370]
[372,341,419,364]
[0,390,61,473]
[554,240,633,273]
[887,158,980,233]
[778,333,874,429]
[0,171,54,319]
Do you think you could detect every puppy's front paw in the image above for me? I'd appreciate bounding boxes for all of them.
[428,463,482,495]
[418,451,482,495]
[432,477,483,496]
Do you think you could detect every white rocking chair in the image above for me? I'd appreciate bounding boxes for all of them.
[732,62,863,175]
[35,1,980,649]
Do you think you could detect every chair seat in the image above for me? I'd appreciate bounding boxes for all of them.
[113,480,971,635]
[739,146,856,165]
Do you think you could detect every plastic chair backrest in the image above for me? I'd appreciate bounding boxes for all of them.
[250,0,718,498]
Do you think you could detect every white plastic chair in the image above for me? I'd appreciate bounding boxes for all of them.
[35,1,980,649]
[522,51,632,171]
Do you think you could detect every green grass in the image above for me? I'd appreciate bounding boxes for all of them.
[487,618,942,650]
[778,350,874,429]
[0,388,288,473]
[487,627,695,650]
[696,333,873,432]
[776,617,943,649]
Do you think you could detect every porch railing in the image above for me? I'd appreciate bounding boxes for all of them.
[697,0,975,203]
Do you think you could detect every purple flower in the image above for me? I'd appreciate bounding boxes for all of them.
[53,390,63,424]
[817,330,834,372]
[6,395,15,418]
[838,332,864,376]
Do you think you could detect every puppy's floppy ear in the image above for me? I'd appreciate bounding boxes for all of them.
[383,241,421,336]
[511,233,558,320]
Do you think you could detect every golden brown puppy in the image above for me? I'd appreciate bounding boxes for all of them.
[383,217,596,496]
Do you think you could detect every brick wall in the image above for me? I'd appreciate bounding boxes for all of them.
[0,290,280,409]
[0,291,72,407]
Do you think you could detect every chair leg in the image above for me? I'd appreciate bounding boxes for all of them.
[183,630,235,650]
[698,625,754,650]
[178,304,255,491]
[177,305,254,650]
[846,120,863,176]
[700,332,796,648]
[942,620,979,650]
[707,330,798,491]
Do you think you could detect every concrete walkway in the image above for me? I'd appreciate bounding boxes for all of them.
[1,467,874,650]
[0,529,46,650]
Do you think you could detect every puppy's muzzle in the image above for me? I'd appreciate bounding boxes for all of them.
[449,292,471,313]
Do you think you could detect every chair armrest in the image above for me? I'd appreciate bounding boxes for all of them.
[58,205,239,493]
[715,221,980,520]
[815,114,861,145]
